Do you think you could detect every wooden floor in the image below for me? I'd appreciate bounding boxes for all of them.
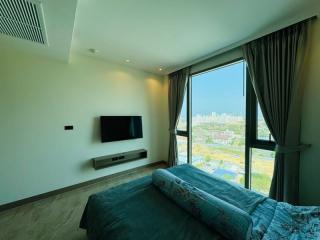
[0,163,166,240]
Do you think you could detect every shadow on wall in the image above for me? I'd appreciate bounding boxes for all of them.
[80,159,93,172]
[92,116,101,144]
[146,77,169,162]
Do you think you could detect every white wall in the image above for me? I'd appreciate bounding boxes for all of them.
[0,50,169,205]
[300,18,320,205]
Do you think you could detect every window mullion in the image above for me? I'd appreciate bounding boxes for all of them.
[246,67,276,194]
[245,67,257,189]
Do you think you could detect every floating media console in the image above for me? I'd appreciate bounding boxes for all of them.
[92,149,147,170]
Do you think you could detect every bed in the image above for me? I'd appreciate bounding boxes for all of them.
[80,164,320,240]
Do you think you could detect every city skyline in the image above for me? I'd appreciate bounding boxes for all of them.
[181,61,246,117]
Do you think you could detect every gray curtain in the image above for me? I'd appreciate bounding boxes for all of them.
[168,68,190,167]
[243,20,311,204]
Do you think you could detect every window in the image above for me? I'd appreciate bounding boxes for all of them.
[177,135,188,164]
[177,83,189,165]
[177,94,187,131]
[251,148,275,194]
[246,75,275,193]
[191,61,245,184]
[178,58,276,194]
[257,104,274,141]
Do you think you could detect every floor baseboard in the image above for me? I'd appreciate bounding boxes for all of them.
[0,160,168,212]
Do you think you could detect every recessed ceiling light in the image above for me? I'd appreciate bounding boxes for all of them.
[88,48,99,54]
[125,59,131,63]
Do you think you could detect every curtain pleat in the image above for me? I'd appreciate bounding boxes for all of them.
[168,68,190,167]
[243,20,311,204]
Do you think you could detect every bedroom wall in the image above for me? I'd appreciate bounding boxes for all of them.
[0,49,169,205]
[299,18,320,205]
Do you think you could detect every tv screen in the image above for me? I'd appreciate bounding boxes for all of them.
[100,116,143,142]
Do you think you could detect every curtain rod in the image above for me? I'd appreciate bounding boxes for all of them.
[168,14,318,74]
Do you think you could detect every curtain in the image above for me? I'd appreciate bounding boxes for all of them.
[168,68,190,167]
[243,20,311,204]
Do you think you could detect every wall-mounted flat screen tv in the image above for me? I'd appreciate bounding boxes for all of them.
[100,116,143,142]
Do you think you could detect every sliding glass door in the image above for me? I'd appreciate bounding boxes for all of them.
[191,61,246,185]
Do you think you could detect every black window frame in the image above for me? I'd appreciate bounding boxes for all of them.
[177,58,276,191]
[245,69,275,189]
[176,76,192,164]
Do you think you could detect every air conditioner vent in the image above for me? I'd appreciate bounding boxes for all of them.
[0,0,48,44]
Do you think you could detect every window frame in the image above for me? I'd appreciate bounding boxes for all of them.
[188,58,245,167]
[176,76,192,164]
[245,70,275,189]
[177,58,276,192]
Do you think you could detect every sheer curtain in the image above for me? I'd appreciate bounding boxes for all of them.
[168,68,190,167]
[243,19,311,204]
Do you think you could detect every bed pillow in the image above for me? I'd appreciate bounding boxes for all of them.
[152,169,253,240]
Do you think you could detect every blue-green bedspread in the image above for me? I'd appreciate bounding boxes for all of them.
[80,164,320,240]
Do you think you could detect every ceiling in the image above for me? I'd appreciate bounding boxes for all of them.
[0,0,319,75]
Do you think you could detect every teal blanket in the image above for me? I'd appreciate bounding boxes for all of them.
[261,203,320,239]
[80,164,320,240]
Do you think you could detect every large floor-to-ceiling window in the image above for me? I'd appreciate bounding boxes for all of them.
[191,61,245,184]
[176,59,276,194]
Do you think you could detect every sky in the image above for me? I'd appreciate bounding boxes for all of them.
[181,61,246,118]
